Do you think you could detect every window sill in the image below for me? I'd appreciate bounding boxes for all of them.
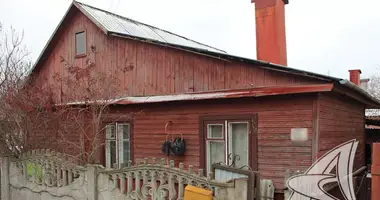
[75,54,87,58]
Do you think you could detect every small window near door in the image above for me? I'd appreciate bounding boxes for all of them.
[75,31,86,56]
[206,124,225,172]
[105,123,130,168]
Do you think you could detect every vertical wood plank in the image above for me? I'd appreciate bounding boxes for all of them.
[136,44,146,95]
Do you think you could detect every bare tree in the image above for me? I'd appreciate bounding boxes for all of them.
[47,49,131,164]
[0,22,36,156]
[366,73,380,116]
[0,22,133,165]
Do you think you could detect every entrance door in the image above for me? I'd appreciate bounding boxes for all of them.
[202,115,258,172]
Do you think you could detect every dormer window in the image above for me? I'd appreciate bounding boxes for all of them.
[75,31,86,56]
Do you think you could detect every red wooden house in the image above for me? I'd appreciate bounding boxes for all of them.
[28,1,380,198]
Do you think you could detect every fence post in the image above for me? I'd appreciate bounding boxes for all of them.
[1,156,10,200]
[87,165,100,200]
[372,143,380,200]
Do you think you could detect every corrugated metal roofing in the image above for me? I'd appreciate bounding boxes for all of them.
[366,116,380,127]
[25,2,380,108]
[365,125,380,130]
[76,1,226,54]
[62,84,334,106]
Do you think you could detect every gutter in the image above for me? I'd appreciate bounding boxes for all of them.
[339,79,380,107]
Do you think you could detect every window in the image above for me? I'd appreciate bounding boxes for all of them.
[204,117,257,172]
[75,31,86,56]
[105,123,130,168]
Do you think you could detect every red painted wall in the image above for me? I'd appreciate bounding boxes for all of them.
[317,93,365,168]
[33,8,322,103]
[100,94,315,189]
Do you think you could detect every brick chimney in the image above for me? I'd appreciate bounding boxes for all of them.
[349,69,361,86]
[360,78,370,90]
[251,0,288,66]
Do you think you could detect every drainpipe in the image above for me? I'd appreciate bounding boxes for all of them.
[372,143,380,200]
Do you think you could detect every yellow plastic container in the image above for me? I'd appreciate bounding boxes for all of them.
[184,185,213,200]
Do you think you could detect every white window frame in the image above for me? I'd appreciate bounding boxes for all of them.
[105,123,130,168]
[75,31,86,56]
[206,123,225,172]
[227,122,249,167]
[206,120,250,172]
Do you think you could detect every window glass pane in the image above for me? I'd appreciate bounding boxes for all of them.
[75,32,85,55]
[106,125,115,139]
[207,124,223,138]
[108,141,116,168]
[118,124,130,140]
[122,141,130,163]
[207,141,225,171]
[118,141,130,167]
[229,123,249,168]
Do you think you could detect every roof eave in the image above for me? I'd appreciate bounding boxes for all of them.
[72,1,109,34]
[28,1,110,76]
[28,3,76,76]
[61,84,334,106]
[334,79,380,109]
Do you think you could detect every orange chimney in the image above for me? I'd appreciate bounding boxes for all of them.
[251,0,288,66]
[349,69,361,86]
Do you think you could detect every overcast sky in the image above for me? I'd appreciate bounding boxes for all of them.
[1,0,380,79]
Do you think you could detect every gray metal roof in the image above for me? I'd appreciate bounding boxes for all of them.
[28,1,380,107]
[76,1,226,54]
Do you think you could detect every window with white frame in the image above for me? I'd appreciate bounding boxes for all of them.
[105,123,130,168]
[205,120,250,172]
[75,31,86,56]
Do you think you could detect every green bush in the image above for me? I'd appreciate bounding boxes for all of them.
[26,163,43,181]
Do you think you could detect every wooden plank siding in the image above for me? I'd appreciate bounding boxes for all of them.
[29,6,369,194]
[317,93,366,169]
[102,94,315,189]
[33,9,324,103]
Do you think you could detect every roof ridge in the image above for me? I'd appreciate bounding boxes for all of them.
[74,1,226,53]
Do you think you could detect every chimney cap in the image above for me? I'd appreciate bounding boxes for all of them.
[360,78,370,83]
[251,0,289,4]
[349,69,362,73]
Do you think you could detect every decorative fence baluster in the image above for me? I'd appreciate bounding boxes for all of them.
[135,171,141,194]
[56,165,61,187]
[120,173,126,194]
[168,173,176,200]
[127,172,133,193]
[68,168,73,184]
[12,149,84,189]
[112,174,118,189]
[62,168,67,186]
[101,157,237,200]
[151,170,157,191]
[177,176,184,200]
[143,170,148,185]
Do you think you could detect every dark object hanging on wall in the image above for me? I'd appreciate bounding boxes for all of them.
[171,137,186,156]
[161,140,172,156]
[162,121,186,156]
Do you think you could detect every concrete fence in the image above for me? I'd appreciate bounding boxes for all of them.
[1,150,256,200]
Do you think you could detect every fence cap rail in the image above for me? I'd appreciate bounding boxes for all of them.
[99,157,236,188]
[10,149,83,169]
